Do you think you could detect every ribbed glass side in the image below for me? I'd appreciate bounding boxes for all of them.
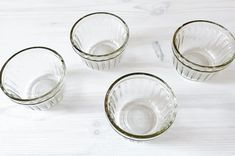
[81,54,122,70]
[173,57,214,81]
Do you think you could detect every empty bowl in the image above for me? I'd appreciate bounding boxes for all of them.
[70,12,129,71]
[104,72,177,141]
[0,47,66,110]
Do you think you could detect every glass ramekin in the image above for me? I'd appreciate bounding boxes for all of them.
[104,72,177,141]
[0,46,66,110]
[70,12,129,71]
[172,20,235,81]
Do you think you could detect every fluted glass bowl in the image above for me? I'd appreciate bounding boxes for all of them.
[172,20,235,81]
[0,47,66,110]
[105,73,177,141]
[70,12,129,70]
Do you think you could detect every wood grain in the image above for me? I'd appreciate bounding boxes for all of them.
[0,0,235,155]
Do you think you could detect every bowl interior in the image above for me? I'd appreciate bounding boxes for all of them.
[0,48,65,101]
[71,13,129,56]
[105,74,177,139]
[174,21,235,67]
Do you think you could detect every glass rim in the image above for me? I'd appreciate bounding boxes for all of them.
[70,12,129,58]
[104,72,177,140]
[172,20,235,70]
[76,49,122,62]
[0,46,66,102]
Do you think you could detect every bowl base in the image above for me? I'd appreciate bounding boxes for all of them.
[182,48,215,66]
[27,74,59,98]
[119,99,158,135]
[89,40,119,55]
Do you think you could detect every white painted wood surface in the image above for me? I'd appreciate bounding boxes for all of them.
[0,0,235,155]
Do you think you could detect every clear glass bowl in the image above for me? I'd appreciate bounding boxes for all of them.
[0,47,66,110]
[172,20,235,81]
[70,12,129,71]
[104,73,177,141]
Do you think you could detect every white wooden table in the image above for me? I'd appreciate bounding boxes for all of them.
[0,0,235,155]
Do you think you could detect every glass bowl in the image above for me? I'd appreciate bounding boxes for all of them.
[172,20,235,81]
[70,12,129,71]
[0,46,66,110]
[104,72,177,141]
